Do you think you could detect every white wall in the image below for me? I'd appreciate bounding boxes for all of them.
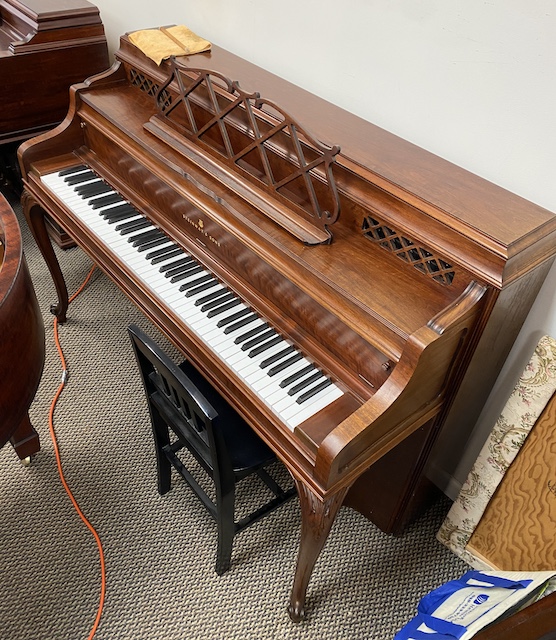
[92,0,556,497]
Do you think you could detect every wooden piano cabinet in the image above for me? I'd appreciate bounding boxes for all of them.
[0,0,110,146]
[344,417,441,534]
[0,192,44,459]
[0,0,109,244]
[17,37,556,620]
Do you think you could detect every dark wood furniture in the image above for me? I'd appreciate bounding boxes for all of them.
[129,323,296,575]
[0,0,109,244]
[474,591,556,640]
[18,33,556,620]
[0,0,109,145]
[0,191,44,460]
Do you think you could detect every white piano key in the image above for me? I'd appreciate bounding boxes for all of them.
[285,387,344,429]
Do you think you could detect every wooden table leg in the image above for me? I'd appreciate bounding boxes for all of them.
[21,188,68,323]
[9,413,40,460]
[288,481,350,622]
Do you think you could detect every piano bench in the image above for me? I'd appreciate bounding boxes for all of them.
[128,324,297,574]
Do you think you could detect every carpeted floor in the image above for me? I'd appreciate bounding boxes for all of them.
[0,188,469,639]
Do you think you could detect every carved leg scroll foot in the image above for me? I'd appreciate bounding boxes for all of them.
[287,481,349,622]
[10,413,40,461]
[21,189,69,323]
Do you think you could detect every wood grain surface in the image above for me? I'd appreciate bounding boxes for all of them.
[467,391,556,570]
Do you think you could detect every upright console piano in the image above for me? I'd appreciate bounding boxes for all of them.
[18,31,556,620]
[0,0,109,145]
[0,0,109,248]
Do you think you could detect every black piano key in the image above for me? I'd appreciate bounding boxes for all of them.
[146,243,179,259]
[149,247,182,263]
[206,298,241,318]
[59,165,87,177]
[179,274,214,292]
[80,185,115,200]
[233,322,268,344]
[102,203,135,219]
[216,307,253,327]
[73,179,100,194]
[187,279,224,298]
[102,202,133,214]
[131,229,164,247]
[247,335,283,358]
[169,264,205,283]
[130,229,163,246]
[106,212,140,226]
[121,221,153,236]
[65,170,96,185]
[159,256,195,273]
[267,352,303,376]
[241,328,276,351]
[195,287,229,307]
[138,236,170,252]
[279,364,315,388]
[115,218,151,233]
[296,379,333,404]
[200,292,235,312]
[223,313,260,334]
[77,181,113,197]
[166,261,201,278]
[287,371,324,396]
[110,213,141,229]
[105,209,138,224]
[90,193,122,209]
[260,345,296,369]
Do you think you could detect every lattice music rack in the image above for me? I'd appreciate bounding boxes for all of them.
[150,58,342,244]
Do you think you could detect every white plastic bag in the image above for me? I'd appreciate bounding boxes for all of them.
[394,570,556,640]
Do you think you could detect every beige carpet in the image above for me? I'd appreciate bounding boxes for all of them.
[0,189,468,639]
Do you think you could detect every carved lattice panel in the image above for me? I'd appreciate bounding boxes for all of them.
[362,216,455,285]
[153,60,341,241]
[129,69,159,96]
[129,69,171,105]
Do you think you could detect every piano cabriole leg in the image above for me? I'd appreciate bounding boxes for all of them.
[288,481,349,622]
[9,412,40,461]
[21,189,69,323]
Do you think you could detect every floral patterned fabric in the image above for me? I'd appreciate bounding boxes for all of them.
[437,335,556,568]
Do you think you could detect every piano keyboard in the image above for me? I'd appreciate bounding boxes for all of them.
[41,166,344,431]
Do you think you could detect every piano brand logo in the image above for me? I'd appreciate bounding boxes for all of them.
[183,214,221,247]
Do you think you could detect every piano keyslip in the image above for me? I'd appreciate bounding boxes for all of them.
[41,166,344,430]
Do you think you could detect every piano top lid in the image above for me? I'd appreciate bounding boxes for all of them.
[166,44,556,261]
[1,0,103,31]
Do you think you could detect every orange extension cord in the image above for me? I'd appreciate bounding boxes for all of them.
[49,265,106,640]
